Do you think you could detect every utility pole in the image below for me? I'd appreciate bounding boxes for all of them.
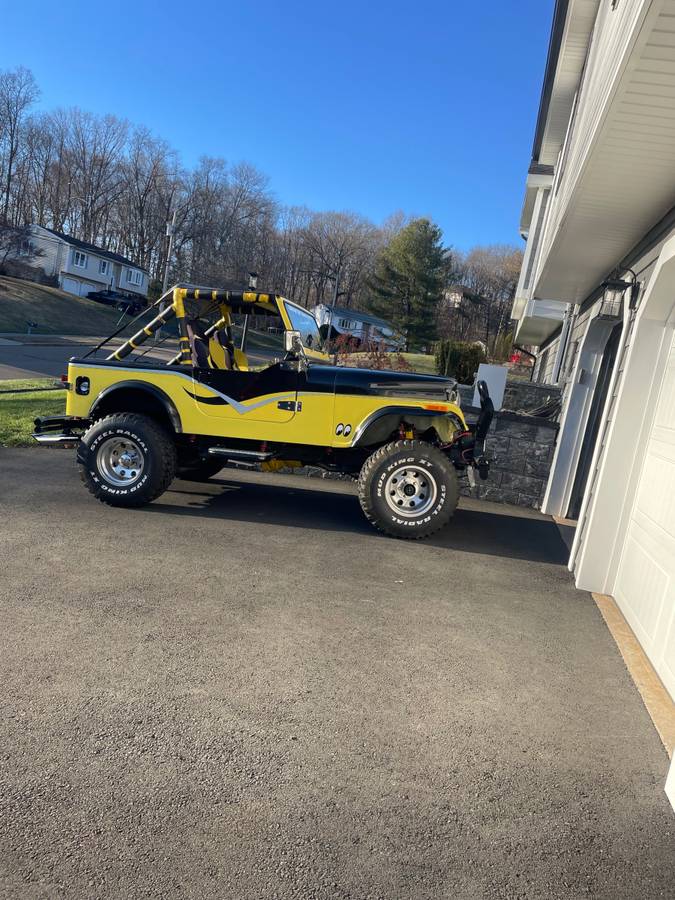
[157,209,178,343]
[162,208,177,294]
[325,263,340,351]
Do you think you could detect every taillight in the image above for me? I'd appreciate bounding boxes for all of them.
[60,374,68,383]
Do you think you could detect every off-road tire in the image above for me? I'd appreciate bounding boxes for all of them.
[176,459,224,482]
[78,413,177,507]
[358,440,459,539]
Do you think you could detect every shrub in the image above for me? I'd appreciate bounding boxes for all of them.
[0,259,57,286]
[335,337,413,372]
[435,339,487,384]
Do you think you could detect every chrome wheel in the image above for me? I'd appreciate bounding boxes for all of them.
[384,464,438,517]
[97,436,145,487]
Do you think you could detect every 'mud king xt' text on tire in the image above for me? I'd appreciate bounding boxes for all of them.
[358,440,459,539]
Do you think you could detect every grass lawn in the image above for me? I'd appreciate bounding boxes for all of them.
[399,353,438,375]
[0,275,136,336]
[0,378,66,447]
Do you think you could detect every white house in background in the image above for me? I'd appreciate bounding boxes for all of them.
[512,0,675,804]
[312,303,405,350]
[18,225,148,298]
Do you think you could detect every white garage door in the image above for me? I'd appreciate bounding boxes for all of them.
[61,277,96,297]
[614,327,675,699]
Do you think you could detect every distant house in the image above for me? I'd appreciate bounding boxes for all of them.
[16,225,149,299]
[312,303,404,351]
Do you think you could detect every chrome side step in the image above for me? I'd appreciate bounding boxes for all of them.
[32,432,81,446]
[207,447,273,462]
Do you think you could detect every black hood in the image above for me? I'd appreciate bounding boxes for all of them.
[307,364,457,401]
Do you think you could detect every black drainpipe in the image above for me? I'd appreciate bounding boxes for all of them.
[513,345,537,381]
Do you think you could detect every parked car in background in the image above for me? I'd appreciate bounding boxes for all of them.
[86,289,146,316]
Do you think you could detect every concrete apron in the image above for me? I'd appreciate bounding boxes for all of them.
[593,593,675,810]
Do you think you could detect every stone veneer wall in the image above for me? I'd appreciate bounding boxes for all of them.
[459,407,558,508]
[457,379,561,413]
[458,379,561,508]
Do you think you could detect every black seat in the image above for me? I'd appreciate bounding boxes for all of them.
[186,319,210,369]
[210,329,236,370]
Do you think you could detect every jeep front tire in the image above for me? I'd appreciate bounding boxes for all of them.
[78,413,177,507]
[358,439,459,539]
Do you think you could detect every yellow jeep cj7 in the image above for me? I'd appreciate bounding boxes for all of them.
[33,285,493,539]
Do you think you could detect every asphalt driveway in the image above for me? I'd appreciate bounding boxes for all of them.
[1,449,673,899]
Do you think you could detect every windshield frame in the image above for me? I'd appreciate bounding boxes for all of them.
[281,299,324,352]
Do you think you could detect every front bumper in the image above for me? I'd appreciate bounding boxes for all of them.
[32,415,90,446]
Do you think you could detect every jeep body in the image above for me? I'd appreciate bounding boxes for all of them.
[34,286,492,538]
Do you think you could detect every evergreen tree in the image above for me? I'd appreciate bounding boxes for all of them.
[367,218,449,349]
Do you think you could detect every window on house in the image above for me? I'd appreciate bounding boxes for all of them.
[18,239,34,257]
[126,268,142,285]
[99,259,109,275]
[73,250,87,268]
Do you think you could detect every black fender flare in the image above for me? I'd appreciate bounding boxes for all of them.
[89,380,182,433]
[351,406,447,447]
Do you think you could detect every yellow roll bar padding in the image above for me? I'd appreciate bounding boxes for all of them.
[108,302,177,361]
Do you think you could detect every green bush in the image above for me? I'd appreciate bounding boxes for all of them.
[435,339,487,384]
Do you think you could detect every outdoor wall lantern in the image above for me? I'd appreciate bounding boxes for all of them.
[248,271,259,290]
[599,269,640,318]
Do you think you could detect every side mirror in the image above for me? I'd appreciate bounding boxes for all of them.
[284,330,304,355]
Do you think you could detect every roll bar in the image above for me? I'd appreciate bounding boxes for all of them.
[105,284,283,365]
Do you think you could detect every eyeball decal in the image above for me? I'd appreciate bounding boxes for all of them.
[344,425,352,436]
[336,423,344,435]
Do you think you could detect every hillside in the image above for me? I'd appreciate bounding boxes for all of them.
[0,276,137,336]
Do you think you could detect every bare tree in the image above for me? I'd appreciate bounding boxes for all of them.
[451,246,523,347]
[64,109,128,243]
[302,211,381,307]
[0,66,39,222]
[0,223,44,267]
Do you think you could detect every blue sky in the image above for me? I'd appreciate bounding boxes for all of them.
[3,0,553,250]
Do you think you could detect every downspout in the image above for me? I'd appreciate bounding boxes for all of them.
[513,345,537,381]
[552,303,574,385]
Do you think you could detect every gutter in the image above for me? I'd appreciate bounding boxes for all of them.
[531,0,570,164]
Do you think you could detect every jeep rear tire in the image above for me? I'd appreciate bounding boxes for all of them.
[358,440,459,539]
[78,413,176,507]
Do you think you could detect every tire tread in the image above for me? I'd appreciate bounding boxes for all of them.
[79,412,176,507]
[357,439,459,539]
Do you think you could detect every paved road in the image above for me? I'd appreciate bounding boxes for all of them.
[0,340,95,379]
[1,449,673,899]
[0,338,275,380]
